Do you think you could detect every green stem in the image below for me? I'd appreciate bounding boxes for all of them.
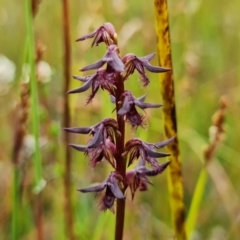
[11,15,30,240]
[25,0,43,239]
[25,0,42,187]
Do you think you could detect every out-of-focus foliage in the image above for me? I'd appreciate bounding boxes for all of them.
[0,0,239,239]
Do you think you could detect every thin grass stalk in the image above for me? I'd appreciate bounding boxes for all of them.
[153,1,186,239]
[186,169,208,237]
[114,74,126,240]
[62,0,75,239]
[11,29,30,239]
[25,0,43,239]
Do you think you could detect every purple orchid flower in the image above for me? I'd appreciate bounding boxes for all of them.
[76,22,118,47]
[122,53,170,86]
[68,68,118,104]
[64,118,119,140]
[111,91,162,128]
[125,161,170,199]
[65,119,119,168]
[123,136,175,166]
[78,172,125,211]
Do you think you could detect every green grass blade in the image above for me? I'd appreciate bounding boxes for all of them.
[25,0,42,188]
[25,1,44,239]
[186,169,208,237]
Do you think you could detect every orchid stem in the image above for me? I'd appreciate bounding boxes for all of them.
[114,74,126,240]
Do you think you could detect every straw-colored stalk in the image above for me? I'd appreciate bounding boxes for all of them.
[154,1,186,239]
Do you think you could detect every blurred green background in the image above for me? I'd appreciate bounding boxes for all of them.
[0,0,240,239]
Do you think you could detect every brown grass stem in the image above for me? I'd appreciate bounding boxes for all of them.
[62,0,75,239]
[154,1,186,239]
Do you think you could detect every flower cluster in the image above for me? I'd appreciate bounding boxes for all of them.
[66,23,174,211]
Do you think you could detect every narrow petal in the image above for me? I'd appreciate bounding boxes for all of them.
[78,183,106,193]
[80,59,105,71]
[72,75,89,82]
[143,143,171,158]
[154,136,175,149]
[147,149,170,158]
[135,101,162,109]
[91,31,102,47]
[144,161,170,176]
[136,94,147,103]
[141,52,156,61]
[64,127,92,134]
[69,144,87,152]
[87,124,104,148]
[76,30,97,42]
[67,78,93,94]
[143,63,170,73]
